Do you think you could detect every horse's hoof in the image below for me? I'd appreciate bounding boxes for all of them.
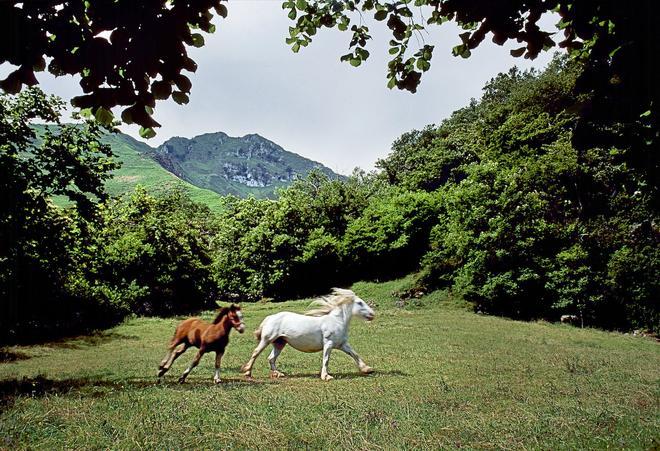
[270,371,285,379]
[213,378,222,384]
[360,366,374,374]
[178,378,186,384]
[321,374,334,381]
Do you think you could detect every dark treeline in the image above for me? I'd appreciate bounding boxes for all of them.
[1,57,657,343]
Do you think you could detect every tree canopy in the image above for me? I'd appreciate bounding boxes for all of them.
[2,1,657,143]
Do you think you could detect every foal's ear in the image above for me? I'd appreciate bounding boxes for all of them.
[230,303,238,310]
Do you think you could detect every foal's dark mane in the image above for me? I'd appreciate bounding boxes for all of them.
[212,305,238,324]
[212,307,230,324]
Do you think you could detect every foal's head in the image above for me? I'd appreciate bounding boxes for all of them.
[215,304,245,333]
[228,304,246,333]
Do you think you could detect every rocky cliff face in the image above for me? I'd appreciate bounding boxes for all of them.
[152,132,337,198]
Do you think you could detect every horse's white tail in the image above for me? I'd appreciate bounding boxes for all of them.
[254,324,262,341]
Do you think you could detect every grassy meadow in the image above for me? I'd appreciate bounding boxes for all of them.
[1,279,658,449]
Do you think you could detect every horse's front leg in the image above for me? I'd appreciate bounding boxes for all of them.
[213,352,223,384]
[179,349,204,383]
[340,342,373,374]
[320,340,334,381]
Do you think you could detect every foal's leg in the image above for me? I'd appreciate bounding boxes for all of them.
[320,340,334,381]
[268,339,286,378]
[240,338,270,378]
[158,343,188,377]
[178,349,204,383]
[340,342,374,374]
[213,352,223,384]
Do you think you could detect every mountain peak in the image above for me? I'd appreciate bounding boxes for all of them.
[151,131,338,198]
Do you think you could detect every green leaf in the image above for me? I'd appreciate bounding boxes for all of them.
[416,59,430,71]
[288,9,297,20]
[172,91,189,105]
[510,47,526,57]
[94,107,114,125]
[389,47,399,55]
[215,4,228,18]
[350,58,361,67]
[151,80,172,99]
[33,57,46,72]
[295,0,308,10]
[139,127,156,139]
[292,42,301,53]
[174,75,192,93]
[374,10,388,21]
[120,108,133,124]
[191,33,205,48]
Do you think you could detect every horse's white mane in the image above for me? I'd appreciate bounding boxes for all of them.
[305,288,356,317]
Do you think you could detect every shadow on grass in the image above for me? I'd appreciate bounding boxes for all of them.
[0,373,272,412]
[0,349,31,363]
[45,331,141,350]
[0,369,408,412]
[0,375,157,411]
[277,369,408,380]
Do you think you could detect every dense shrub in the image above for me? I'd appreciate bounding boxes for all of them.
[212,170,382,299]
[0,89,118,342]
[85,187,220,316]
[390,57,658,331]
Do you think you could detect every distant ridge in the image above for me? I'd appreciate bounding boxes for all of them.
[151,131,339,198]
[33,125,341,207]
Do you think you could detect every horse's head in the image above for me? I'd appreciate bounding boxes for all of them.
[350,293,375,322]
[228,304,245,333]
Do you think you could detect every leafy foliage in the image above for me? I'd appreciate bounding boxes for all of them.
[83,187,220,317]
[212,170,381,300]
[0,88,118,342]
[384,57,659,331]
[2,0,657,154]
[0,0,226,134]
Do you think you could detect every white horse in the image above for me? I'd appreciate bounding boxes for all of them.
[240,288,375,381]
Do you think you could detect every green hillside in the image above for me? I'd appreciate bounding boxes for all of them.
[100,132,226,210]
[31,125,225,211]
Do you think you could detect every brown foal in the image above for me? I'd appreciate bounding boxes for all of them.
[157,304,245,384]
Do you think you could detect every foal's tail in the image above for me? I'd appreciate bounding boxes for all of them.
[254,325,262,341]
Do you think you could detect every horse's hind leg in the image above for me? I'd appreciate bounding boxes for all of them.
[268,338,286,378]
[240,338,270,378]
[158,343,187,377]
[178,349,204,383]
[340,342,373,374]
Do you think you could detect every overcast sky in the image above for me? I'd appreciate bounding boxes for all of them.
[14,1,558,174]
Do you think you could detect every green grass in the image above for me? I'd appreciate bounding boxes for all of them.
[1,281,658,449]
